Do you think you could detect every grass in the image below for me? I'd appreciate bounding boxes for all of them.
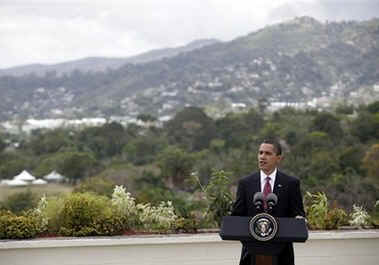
[0,183,73,202]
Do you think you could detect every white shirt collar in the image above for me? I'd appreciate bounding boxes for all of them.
[260,168,277,192]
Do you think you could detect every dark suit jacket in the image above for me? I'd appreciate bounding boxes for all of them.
[231,170,305,265]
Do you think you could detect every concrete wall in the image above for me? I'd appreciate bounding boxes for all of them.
[0,230,378,265]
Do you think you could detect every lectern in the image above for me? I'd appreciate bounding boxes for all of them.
[219,215,308,265]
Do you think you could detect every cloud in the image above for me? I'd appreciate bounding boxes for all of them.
[0,0,378,68]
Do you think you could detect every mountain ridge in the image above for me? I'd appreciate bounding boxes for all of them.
[0,16,378,122]
[0,38,220,77]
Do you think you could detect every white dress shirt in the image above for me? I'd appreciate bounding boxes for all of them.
[260,168,277,192]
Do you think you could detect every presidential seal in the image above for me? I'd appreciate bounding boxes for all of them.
[249,213,278,241]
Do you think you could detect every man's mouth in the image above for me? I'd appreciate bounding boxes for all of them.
[259,161,267,166]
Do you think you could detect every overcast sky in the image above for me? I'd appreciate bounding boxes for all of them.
[1,0,378,69]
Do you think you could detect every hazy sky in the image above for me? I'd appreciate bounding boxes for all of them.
[1,0,378,69]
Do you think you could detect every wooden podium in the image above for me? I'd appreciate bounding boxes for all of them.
[219,215,308,265]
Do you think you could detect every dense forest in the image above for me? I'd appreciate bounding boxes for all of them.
[0,101,378,214]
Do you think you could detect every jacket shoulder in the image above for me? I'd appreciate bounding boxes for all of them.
[277,171,300,184]
[238,172,259,185]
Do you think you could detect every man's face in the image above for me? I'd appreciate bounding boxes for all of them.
[258,143,282,175]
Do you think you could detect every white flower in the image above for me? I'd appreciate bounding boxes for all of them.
[349,204,370,227]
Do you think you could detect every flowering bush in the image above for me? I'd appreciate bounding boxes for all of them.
[28,195,49,234]
[111,185,138,228]
[137,201,178,232]
[349,204,370,227]
[111,185,178,232]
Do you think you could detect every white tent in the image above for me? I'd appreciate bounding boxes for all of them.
[0,179,11,186]
[43,170,65,182]
[7,179,28,187]
[32,179,48,185]
[14,170,36,182]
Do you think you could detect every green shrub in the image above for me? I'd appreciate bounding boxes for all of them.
[42,195,65,234]
[305,192,348,230]
[3,189,38,214]
[371,200,379,227]
[204,169,233,227]
[58,192,123,236]
[0,211,39,239]
[325,203,348,229]
[175,216,199,233]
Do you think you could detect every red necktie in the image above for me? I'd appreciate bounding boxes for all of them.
[263,177,271,209]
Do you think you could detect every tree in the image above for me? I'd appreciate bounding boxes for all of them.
[27,129,74,155]
[165,107,217,151]
[367,100,379,114]
[59,152,98,184]
[123,134,168,165]
[351,112,379,142]
[137,113,157,122]
[310,112,343,143]
[77,122,128,159]
[0,153,32,180]
[0,135,6,153]
[158,146,195,190]
[362,144,379,182]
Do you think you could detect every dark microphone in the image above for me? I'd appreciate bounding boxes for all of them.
[266,193,278,212]
[253,192,264,212]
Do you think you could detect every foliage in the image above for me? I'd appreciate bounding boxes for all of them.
[371,201,379,227]
[27,129,74,155]
[0,153,33,180]
[26,195,49,234]
[203,169,233,227]
[0,211,39,239]
[77,122,128,159]
[158,146,195,189]
[73,176,115,197]
[349,204,370,227]
[58,151,98,184]
[165,107,217,151]
[3,189,38,214]
[305,192,348,230]
[362,143,379,182]
[310,112,343,143]
[111,185,138,229]
[0,136,6,153]
[136,201,178,232]
[0,98,379,237]
[111,185,178,232]
[123,134,167,165]
[57,192,124,236]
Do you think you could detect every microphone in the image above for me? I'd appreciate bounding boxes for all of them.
[253,192,264,212]
[266,193,278,212]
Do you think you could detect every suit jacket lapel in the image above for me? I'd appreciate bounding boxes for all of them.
[273,170,284,193]
[252,172,260,193]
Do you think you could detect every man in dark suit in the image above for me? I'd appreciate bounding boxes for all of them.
[231,139,305,265]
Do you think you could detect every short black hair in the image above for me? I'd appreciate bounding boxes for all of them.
[262,139,282,155]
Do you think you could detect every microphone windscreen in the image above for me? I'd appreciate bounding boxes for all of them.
[253,192,264,203]
[266,193,278,205]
